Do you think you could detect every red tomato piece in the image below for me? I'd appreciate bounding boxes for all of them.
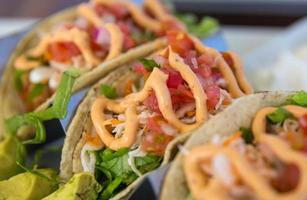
[192,64,212,79]
[94,4,111,16]
[87,26,108,56]
[162,68,183,89]
[141,117,174,156]
[197,53,215,67]
[166,30,195,57]
[299,114,307,135]
[161,19,183,34]
[184,50,198,67]
[143,92,161,113]
[47,42,81,63]
[206,84,220,110]
[123,35,136,50]
[271,163,300,193]
[133,63,148,75]
[108,4,129,20]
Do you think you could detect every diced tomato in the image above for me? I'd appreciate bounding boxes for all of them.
[193,64,212,79]
[141,117,174,156]
[271,163,300,193]
[47,42,81,63]
[183,50,197,67]
[118,22,131,34]
[146,117,163,133]
[162,68,183,89]
[206,84,220,110]
[299,114,307,135]
[144,92,161,113]
[303,138,307,153]
[87,27,109,57]
[94,4,112,17]
[108,4,129,20]
[169,86,195,110]
[134,63,148,75]
[160,19,183,35]
[123,35,136,50]
[166,30,195,57]
[117,22,136,50]
[197,53,215,67]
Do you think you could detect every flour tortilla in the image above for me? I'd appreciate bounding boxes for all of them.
[0,5,167,137]
[160,91,296,200]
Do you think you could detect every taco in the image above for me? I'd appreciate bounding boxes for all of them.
[60,30,252,199]
[161,91,307,200]
[0,0,182,128]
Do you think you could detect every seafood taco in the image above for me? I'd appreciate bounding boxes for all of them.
[161,91,307,200]
[0,0,183,128]
[60,30,252,199]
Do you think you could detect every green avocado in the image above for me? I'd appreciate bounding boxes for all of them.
[43,173,102,200]
[0,135,22,180]
[0,169,58,200]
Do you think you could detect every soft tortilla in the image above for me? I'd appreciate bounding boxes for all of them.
[60,63,144,200]
[0,5,166,136]
[160,91,296,200]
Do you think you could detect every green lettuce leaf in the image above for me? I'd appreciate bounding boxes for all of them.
[139,58,160,72]
[95,148,162,200]
[100,84,118,99]
[240,127,254,144]
[267,107,291,124]
[176,14,220,38]
[285,91,307,107]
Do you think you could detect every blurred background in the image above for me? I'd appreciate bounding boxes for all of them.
[0,0,306,56]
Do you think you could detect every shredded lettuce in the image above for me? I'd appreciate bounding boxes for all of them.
[176,14,220,38]
[240,127,254,144]
[95,148,162,200]
[267,107,291,124]
[100,84,118,99]
[139,58,160,72]
[27,83,46,102]
[14,69,25,91]
[4,69,79,164]
[285,91,307,107]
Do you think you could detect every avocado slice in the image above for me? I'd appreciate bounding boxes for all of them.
[0,169,58,200]
[43,173,102,200]
[0,135,23,180]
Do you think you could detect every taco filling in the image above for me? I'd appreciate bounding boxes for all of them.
[252,91,307,153]
[184,91,307,200]
[13,0,179,111]
[73,31,252,199]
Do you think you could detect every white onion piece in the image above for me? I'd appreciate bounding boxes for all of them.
[80,143,102,174]
[48,72,61,90]
[212,153,236,187]
[160,122,178,136]
[153,55,166,66]
[29,67,54,84]
[103,15,116,23]
[50,60,70,72]
[95,27,110,46]
[128,147,147,177]
[75,17,88,29]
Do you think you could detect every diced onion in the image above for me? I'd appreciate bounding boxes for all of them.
[212,153,236,187]
[29,67,54,84]
[95,27,110,46]
[80,143,102,174]
[128,147,147,177]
